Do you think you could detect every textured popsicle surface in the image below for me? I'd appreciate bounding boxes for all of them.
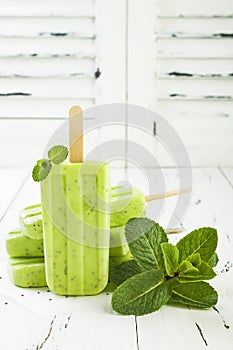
[9,257,46,287]
[41,162,110,296]
[6,229,44,257]
[20,204,43,240]
[110,187,145,227]
[109,226,129,256]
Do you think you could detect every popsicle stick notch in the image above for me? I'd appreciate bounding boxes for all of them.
[69,105,83,163]
[145,187,191,202]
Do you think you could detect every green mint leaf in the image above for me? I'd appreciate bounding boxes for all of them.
[187,253,202,267]
[48,145,68,164]
[171,281,218,308]
[176,227,217,263]
[178,260,216,282]
[125,218,168,271]
[178,260,199,274]
[161,242,179,277]
[112,269,171,315]
[110,260,142,286]
[32,159,52,182]
[208,253,219,267]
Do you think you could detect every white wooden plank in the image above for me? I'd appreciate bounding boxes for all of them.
[157,79,233,98]
[0,58,94,78]
[0,99,94,119]
[0,18,94,37]
[0,169,27,220]
[158,38,233,57]
[0,37,95,56]
[158,17,233,35]
[137,168,233,349]
[0,0,94,17]
[157,0,233,17]
[0,78,94,98]
[157,100,233,118]
[158,59,233,77]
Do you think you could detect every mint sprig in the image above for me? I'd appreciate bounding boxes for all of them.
[110,219,219,316]
[32,145,68,182]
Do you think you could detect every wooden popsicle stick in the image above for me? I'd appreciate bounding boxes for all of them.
[165,228,184,234]
[69,105,83,163]
[145,187,191,202]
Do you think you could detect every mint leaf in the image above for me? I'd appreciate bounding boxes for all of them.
[110,260,142,286]
[171,281,218,308]
[161,242,179,277]
[32,159,52,182]
[48,145,68,164]
[176,227,217,263]
[125,218,168,271]
[178,260,199,274]
[112,269,171,315]
[208,253,219,267]
[178,260,216,282]
[187,253,202,267]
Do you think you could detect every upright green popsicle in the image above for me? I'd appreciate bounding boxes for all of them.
[41,106,111,296]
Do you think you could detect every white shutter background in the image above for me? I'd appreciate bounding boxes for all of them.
[0,0,127,167]
[0,0,96,167]
[155,0,233,166]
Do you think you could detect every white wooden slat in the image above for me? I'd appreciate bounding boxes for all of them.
[158,18,233,35]
[137,168,233,349]
[157,79,233,99]
[156,101,233,119]
[157,0,233,17]
[0,18,94,38]
[0,58,94,78]
[0,0,94,17]
[0,99,94,119]
[158,59,233,78]
[0,37,95,56]
[0,169,27,220]
[158,38,233,57]
[0,78,94,98]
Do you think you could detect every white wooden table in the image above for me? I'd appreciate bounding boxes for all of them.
[0,167,233,350]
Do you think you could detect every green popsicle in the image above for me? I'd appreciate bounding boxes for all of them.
[6,229,44,257]
[9,257,47,287]
[20,204,43,240]
[41,161,111,296]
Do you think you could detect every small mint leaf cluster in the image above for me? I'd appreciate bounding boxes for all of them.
[110,218,218,316]
[32,145,68,182]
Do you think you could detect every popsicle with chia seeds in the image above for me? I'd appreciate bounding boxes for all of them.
[20,204,43,240]
[40,106,111,295]
[6,229,44,257]
[9,257,46,287]
[17,184,188,259]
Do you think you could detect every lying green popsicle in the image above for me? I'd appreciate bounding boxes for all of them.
[20,204,43,240]
[6,229,44,257]
[9,257,47,287]
[8,253,133,289]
